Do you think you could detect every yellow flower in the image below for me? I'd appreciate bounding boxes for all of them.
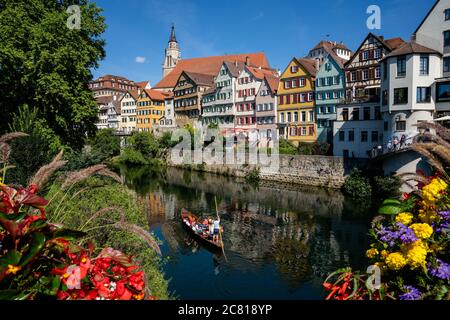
[366,248,379,259]
[405,241,428,269]
[410,223,433,239]
[385,252,407,270]
[6,265,21,275]
[422,178,448,204]
[396,212,414,225]
[0,177,5,186]
[381,250,389,259]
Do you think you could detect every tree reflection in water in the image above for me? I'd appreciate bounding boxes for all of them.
[122,165,374,299]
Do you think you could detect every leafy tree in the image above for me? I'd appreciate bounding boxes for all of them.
[0,0,107,149]
[7,104,62,186]
[343,168,372,199]
[87,128,121,159]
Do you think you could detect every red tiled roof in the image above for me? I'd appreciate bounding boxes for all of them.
[136,81,150,89]
[246,66,278,80]
[382,41,441,60]
[183,71,215,86]
[142,89,169,101]
[295,58,318,77]
[264,75,280,94]
[154,52,270,89]
[384,37,406,50]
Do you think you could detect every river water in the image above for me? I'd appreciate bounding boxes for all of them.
[120,166,374,300]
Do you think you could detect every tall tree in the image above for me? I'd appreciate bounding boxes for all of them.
[0,0,106,149]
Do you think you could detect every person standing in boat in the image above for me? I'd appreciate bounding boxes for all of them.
[213,217,221,243]
[208,218,214,239]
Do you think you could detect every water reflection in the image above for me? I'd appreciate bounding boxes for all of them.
[119,165,373,300]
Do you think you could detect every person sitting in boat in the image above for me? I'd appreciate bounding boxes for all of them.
[213,217,221,243]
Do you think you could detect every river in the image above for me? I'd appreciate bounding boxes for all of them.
[120,165,375,300]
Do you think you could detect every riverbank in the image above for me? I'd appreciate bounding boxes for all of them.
[167,153,347,189]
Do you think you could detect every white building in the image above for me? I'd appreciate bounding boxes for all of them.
[95,95,122,130]
[333,103,383,158]
[119,91,138,133]
[381,42,442,146]
[413,0,450,115]
[158,93,176,129]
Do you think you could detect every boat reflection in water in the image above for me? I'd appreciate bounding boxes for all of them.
[120,166,374,300]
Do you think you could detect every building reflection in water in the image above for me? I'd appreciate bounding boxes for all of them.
[124,166,373,297]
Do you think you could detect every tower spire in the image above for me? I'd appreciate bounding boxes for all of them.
[169,23,177,43]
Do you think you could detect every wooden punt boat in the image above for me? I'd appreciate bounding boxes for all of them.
[181,209,223,251]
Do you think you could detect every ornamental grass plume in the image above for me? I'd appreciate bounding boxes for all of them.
[114,221,161,256]
[61,164,121,190]
[29,150,67,190]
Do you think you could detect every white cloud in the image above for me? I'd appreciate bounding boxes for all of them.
[135,56,146,63]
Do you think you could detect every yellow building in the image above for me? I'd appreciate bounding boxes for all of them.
[277,58,318,144]
[137,89,168,132]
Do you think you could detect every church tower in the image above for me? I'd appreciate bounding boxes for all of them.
[162,25,181,78]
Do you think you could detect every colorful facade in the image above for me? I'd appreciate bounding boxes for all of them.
[173,71,214,126]
[277,58,318,144]
[315,54,346,144]
[255,75,279,147]
[136,89,167,132]
[119,90,139,133]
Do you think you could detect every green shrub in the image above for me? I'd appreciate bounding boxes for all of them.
[279,139,298,155]
[372,175,401,199]
[116,147,149,166]
[245,167,261,186]
[343,168,372,199]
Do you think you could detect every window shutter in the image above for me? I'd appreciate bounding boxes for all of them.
[369,50,374,60]
[369,68,375,79]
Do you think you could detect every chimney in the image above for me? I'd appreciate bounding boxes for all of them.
[138,88,141,95]
[245,56,251,66]
[113,95,117,101]
[315,58,320,71]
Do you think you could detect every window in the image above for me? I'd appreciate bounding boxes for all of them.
[417,87,431,103]
[309,126,315,136]
[444,57,450,73]
[375,106,381,120]
[342,108,349,121]
[384,121,388,131]
[291,66,298,73]
[351,71,357,81]
[363,69,369,80]
[309,111,314,122]
[446,9,450,20]
[301,112,306,122]
[292,79,298,88]
[445,30,450,47]
[287,112,292,122]
[372,131,379,143]
[339,131,345,142]
[397,56,406,77]
[396,121,406,131]
[294,112,299,122]
[361,131,368,142]
[299,78,305,87]
[352,108,360,121]
[280,113,285,123]
[362,51,369,60]
[374,49,381,59]
[394,88,408,105]
[437,82,450,102]
[363,107,371,120]
[375,67,381,79]
[348,130,354,142]
[285,80,291,89]
[420,55,429,75]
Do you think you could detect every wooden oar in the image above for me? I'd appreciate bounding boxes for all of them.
[214,196,227,261]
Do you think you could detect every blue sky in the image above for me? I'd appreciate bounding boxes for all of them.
[92,0,436,86]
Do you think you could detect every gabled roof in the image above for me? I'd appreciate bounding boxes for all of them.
[120,90,140,102]
[414,0,440,36]
[182,71,215,87]
[311,40,351,53]
[154,52,270,89]
[295,58,318,77]
[136,81,151,89]
[382,41,441,60]
[344,33,406,67]
[141,89,170,101]
[264,75,280,94]
[223,61,246,78]
[246,66,278,80]
[322,53,346,70]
